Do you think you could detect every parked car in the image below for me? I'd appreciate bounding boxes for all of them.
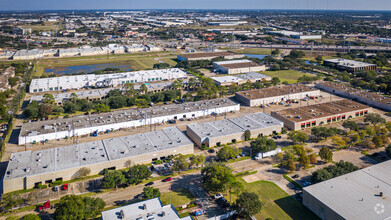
[208,149,215,153]
[162,177,172,182]
[145,181,154,186]
[303,181,312,186]
[292,174,299,179]
[214,193,224,199]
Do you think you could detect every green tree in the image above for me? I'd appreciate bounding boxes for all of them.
[94,103,110,113]
[140,84,148,94]
[342,120,359,132]
[271,77,280,85]
[22,214,40,220]
[70,93,78,103]
[293,145,306,157]
[288,131,309,144]
[299,155,310,169]
[102,169,126,189]
[319,147,333,163]
[142,186,160,200]
[189,154,206,168]
[234,192,262,218]
[364,113,386,125]
[201,162,235,192]
[244,130,251,141]
[39,104,52,118]
[250,137,276,156]
[331,136,346,148]
[315,55,323,64]
[172,154,190,172]
[124,83,136,97]
[54,195,105,220]
[310,154,318,164]
[372,136,384,148]
[125,164,152,185]
[42,93,55,104]
[287,159,296,171]
[217,146,239,161]
[0,193,25,213]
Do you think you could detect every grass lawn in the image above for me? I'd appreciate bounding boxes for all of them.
[21,21,59,31]
[160,57,178,66]
[160,188,195,207]
[263,70,307,84]
[238,180,319,220]
[232,48,272,55]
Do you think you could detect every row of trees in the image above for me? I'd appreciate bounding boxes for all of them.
[102,164,152,189]
[311,161,359,183]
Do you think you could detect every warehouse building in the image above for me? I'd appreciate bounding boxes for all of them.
[19,98,240,145]
[101,198,192,220]
[235,84,320,107]
[177,52,244,61]
[212,72,272,86]
[29,68,187,93]
[323,58,377,72]
[186,112,283,147]
[271,100,371,130]
[316,82,391,111]
[5,127,194,193]
[30,81,175,104]
[303,160,391,220]
[213,59,267,74]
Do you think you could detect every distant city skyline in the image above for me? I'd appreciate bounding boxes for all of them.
[1,0,391,11]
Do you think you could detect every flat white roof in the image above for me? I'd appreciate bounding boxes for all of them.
[325,58,376,68]
[213,59,252,65]
[304,160,391,220]
[187,112,283,139]
[6,127,192,180]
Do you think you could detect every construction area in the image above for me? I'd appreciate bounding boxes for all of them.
[235,84,320,107]
[271,99,372,130]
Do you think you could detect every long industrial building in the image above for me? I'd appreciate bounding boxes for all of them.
[29,68,187,93]
[271,100,371,130]
[315,82,391,111]
[303,160,391,220]
[213,59,267,74]
[235,84,320,107]
[5,127,194,193]
[30,81,175,105]
[186,112,283,147]
[211,72,272,86]
[19,98,240,145]
[323,58,377,72]
[177,52,244,61]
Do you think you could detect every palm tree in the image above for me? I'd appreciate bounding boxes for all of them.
[140,84,148,94]
[124,82,136,97]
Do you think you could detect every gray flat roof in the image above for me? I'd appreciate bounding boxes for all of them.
[20,98,237,137]
[187,112,283,139]
[6,127,192,180]
[101,198,191,220]
[304,160,391,220]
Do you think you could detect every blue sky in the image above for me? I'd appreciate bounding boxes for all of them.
[0,0,390,11]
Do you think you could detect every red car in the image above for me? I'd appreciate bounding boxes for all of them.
[162,177,172,182]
